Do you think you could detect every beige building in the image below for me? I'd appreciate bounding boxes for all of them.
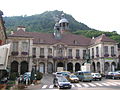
[7,15,119,75]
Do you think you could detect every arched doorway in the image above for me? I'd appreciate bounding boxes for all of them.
[111,62,116,72]
[48,62,53,73]
[11,61,18,73]
[92,62,96,72]
[39,62,45,73]
[97,62,100,73]
[67,62,73,72]
[57,62,64,72]
[20,61,28,75]
[104,62,110,73]
[75,63,81,72]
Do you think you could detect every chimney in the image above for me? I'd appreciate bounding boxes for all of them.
[17,26,26,31]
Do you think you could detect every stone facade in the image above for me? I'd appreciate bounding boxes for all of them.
[7,16,119,75]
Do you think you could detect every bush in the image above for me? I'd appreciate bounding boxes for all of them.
[36,72,43,80]
[9,72,19,80]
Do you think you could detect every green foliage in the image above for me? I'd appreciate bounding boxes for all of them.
[9,72,19,80]
[74,30,120,43]
[36,72,43,80]
[4,10,92,33]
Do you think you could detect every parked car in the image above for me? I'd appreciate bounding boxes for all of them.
[53,76,72,89]
[106,72,120,79]
[66,74,79,83]
[75,71,92,82]
[60,71,71,77]
[53,72,62,77]
[91,73,102,81]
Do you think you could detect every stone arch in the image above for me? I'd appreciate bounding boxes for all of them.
[111,62,116,72]
[97,62,100,73]
[11,61,18,73]
[20,61,28,75]
[57,62,64,72]
[75,63,81,72]
[104,62,110,73]
[39,62,45,73]
[91,62,96,72]
[47,62,53,73]
[67,62,73,73]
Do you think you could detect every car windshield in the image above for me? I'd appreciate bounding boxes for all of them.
[84,72,91,75]
[95,74,101,76]
[70,75,77,78]
[58,77,68,82]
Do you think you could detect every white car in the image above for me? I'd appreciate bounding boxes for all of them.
[91,73,102,81]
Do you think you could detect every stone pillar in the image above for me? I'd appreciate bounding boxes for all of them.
[18,63,20,75]
[45,48,48,58]
[73,62,75,73]
[45,62,48,74]
[29,58,33,72]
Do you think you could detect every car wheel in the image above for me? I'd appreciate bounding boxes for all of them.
[99,78,101,81]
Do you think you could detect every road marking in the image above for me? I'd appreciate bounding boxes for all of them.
[88,83,96,87]
[82,83,90,87]
[75,84,82,87]
[42,85,47,88]
[101,83,110,86]
[72,84,75,87]
[106,82,117,86]
[49,85,54,88]
[113,82,120,85]
[94,83,103,86]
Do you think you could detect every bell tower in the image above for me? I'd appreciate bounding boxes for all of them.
[59,14,69,34]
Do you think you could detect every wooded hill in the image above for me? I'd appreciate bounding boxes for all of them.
[3,10,120,43]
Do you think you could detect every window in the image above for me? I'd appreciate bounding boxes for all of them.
[76,49,80,57]
[96,47,99,56]
[68,49,72,56]
[40,48,44,56]
[58,48,63,56]
[92,48,94,58]
[111,46,115,55]
[48,48,52,55]
[32,48,36,55]
[83,50,86,59]
[104,46,108,54]
[12,42,18,51]
[22,42,28,52]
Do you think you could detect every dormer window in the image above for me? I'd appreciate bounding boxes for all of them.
[73,40,77,45]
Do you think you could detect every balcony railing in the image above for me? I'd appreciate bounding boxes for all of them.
[96,54,99,57]
[47,55,53,58]
[11,51,19,56]
[104,54,109,57]
[75,56,80,59]
[111,54,116,57]
[21,52,28,55]
[39,55,45,58]
[68,56,73,59]
[32,55,36,58]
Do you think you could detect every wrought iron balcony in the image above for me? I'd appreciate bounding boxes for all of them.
[104,54,109,57]
[96,54,99,57]
[47,55,53,58]
[111,54,116,57]
[32,55,36,58]
[11,51,19,56]
[21,52,28,55]
[39,55,45,58]
[75,56,80,59]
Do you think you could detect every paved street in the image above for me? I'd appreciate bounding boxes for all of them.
[25,74,120,90]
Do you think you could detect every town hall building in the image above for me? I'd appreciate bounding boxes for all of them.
[7,14,119,75]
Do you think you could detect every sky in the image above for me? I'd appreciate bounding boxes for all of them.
[1,0,120,34]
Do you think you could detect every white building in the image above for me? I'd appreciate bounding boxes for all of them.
[7,15,119,75]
